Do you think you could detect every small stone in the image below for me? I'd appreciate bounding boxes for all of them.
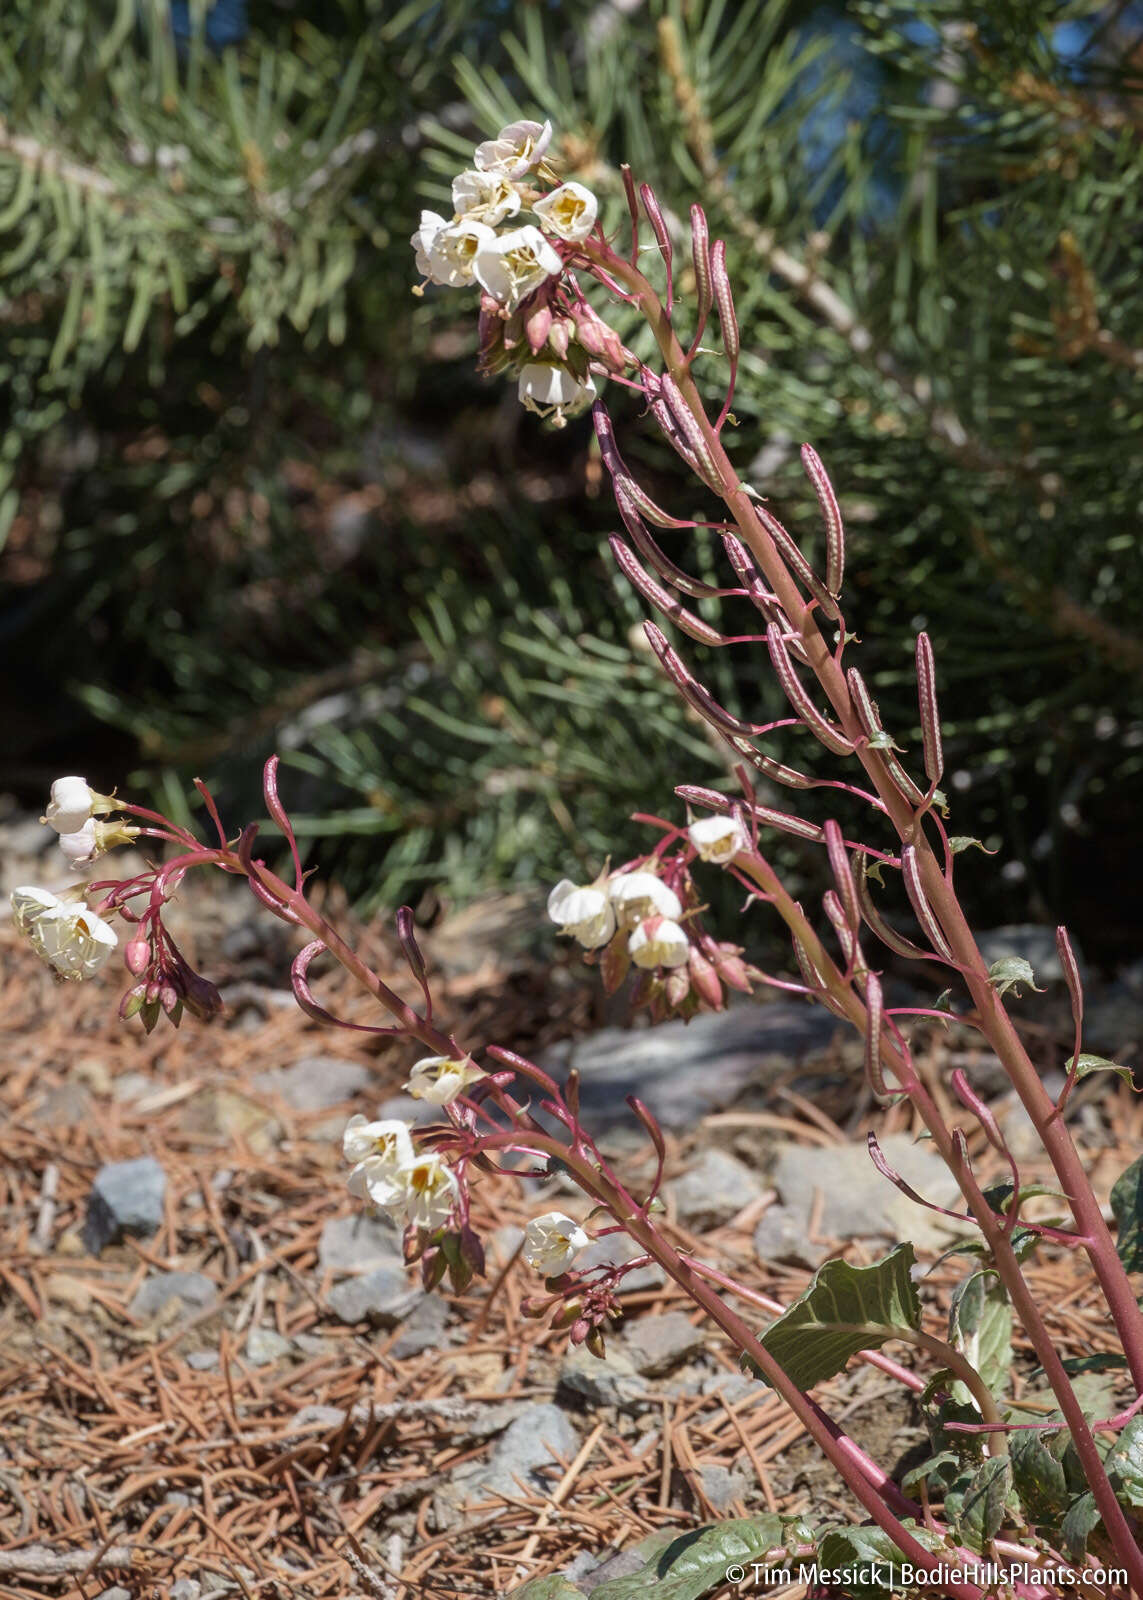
[183,1087,283,1154]
[697,1463,750,1512]
[390,1295,452,1358]
[252,1056,372,1112]
[170,1581,202,1600]
[666,1148,763,1230]
[186,1351,219,1370]
[558,1343,647,1407]
[95,1588,132,1600]
[130,1271,217,1321]
[111,1072,153,1104]
[622,1311,705,1377]
[752,1204,827,1270]
[288,1404,348,1433]
[326,1267,421,1327]
[33,1081,94,1127]
[470,1402,581,1500]
[245,1327,293,1365]
[83,1157,167,1255]
[699,1370,756,1403]
[318,1213,404,1273]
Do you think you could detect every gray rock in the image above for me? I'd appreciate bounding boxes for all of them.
[110,1072,153,1104]
[390,1295,453,1358]
[578,1233,665,1294]
[463,1402,580,1501]
[186,1351,219,1371]
[83,1157,167,1254]
[130,1271,217,1320]
[1082,984,1143,1057]
[252,1056,372,1112]
[667,1148,763,1230]
[752,1204,827,1269]
[95,1588,132,1600]
[698,1463,750,1513]
[699,1370,756,1403]
[623,1311,705,1377]
[539,1002,843,1133]
[754,1134,968,1266]
[170,1581,202,1600]
[245,1327,293,1365]
[318,1212,404,1273]
[288,1405,349,1432]
[375,1093,442,1128]
[487,1224,525,1267]
[558,1343,648,1407]
[326,1267,421,1327]
[578,1531,679,1592]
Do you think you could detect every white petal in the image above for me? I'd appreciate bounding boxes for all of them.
[523,1211,589,1273]
[451,169,520,227]
[688,815,748,864]
[608,871,682,924]
[44,775,95,834]
[517,364,597,420]
[58,818,99,864]
[533,182,598,244]
[11,885,63,932]
[343,1116,415,1169]
[628,917,690,970]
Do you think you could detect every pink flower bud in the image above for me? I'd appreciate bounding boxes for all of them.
[716,946,754,993]
[124,936,151,976]
[569,1316,591,1345]
[664,967,691,1009]
[525,301,553,355]
[547,316,571,361]
[599,931,631,995]
[688,946,724,1011]
[119,982,147,1020]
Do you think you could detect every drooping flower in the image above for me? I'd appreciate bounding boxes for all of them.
[399,1152,461,1231]
[451,169,520,228]
[547,878,616,949]
[474,226,562,309]
[411,209,447,278]
[43,776,114,834]
[55,816,140,868]
[688,814,748,865]
[343,1115,417,1213]
[10,887,118,980]
[533,182,598,244]
[405,1055,485,1106]
[518,364,597,425]
[608,871,682,928]
[523,1211,590,1275]
[474,119,553,181]
[423,217,497,288]
[628,916,690,970]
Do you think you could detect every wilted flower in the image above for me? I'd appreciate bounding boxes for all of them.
[523,1211,590,1274]
[475,226,562,309]
[688,814,748,865]
[518,363,597,425]
[608,871,682,927]
[629,916,690,970]
[451,168,520,227]
[43,776,114,834]
[11,886,118,980]
[533,182,598,244]
[421,217,497,288]
[474,118,552,181]
[405,1055,485,1106]
[56,816,139,868]
[547,878,616,949]
[399,1152,461,1231]
[343,1115,417,1212]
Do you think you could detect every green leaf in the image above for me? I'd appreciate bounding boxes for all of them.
[1061,1491,1100,1561]
[510,1578,584,1599]
[743,1244,920,1390]
[900,1449,959,1493]
[815,1524,936,1599]
[948,1272,1012,1400]
[1111,1154,1143,1272]
[1011,1430,1071,1529]
[588,1517,787,1600]
[866,730,904,751]
[1066,1053,1134,1088]
[987,956,1044,998]
[949,836,995,855]
[1106,1416,1143,1510]
[953,1457,1012,1553]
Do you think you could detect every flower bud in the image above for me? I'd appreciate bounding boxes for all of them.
[599,931,631,995]
[585,1325,607,1359]
[688,945,724,1011]
[547,316,571,361]
[569,1316,591,1345]
[553,1297,585,1329]
[124,935,152,976]
[716,945,754,993]
[664,966,691,1008]
[119,982,148,1020]
[525,300,553,355]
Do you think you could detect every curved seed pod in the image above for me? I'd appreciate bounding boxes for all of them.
[619,472,700,531]
[801,444,844,600]
[1056,925,1084,1026]
[753,504,840,622]
[915,632,944,786]
[846,667,928,806]
[610,538,731,646]
[647,390,719,490]
[725,734,818,790]
[658,372,723,492]
[855,852,930,961]
[643,622,771,736]
[900,845,955,961]
[710,238,739,364]
[823,819,859,932]
[676,783,828,845]
[594,399,700,531]
[792,929,827,993]
[765,623,854,756]
[822,889,858,968]
[690,204,713,344]
[639,183,674,310]
[862,971,893,1099]
[615,484,736,599]
[720,533,783,621]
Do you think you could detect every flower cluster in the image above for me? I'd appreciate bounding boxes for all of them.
[40,775,138,870]
[11,885,118,981]
[411,117,622,426]
[343,1115,462,1231]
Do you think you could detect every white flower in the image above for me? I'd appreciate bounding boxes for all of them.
[608,871,682,927]
[347,1155,412,1213]
[399,1153,460,1231]
[533,182,598,244]
[688,814,748,865]
[474,118,552,181]
[11,887,118,980]
[523,1211,590,1275]
[411,209,447,278]
[424,217,497,288]
[628,917,690,970]
[343,1116,417,1213]
[405,1055,485,1106]
[58,818,99,866]
[474,225,562,309]
[518,364,597,424]
[43,776,113,834]
[547,878,616,949]
[451,169,520,227]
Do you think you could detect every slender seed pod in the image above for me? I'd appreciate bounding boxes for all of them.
[620,163,640,263]
[709,237,738,364]
[951,1068,1009,1157]
[822,889,858,968]
[593,399,701,531]
[753,504,840,622]
[725,736,818,790]
[658,372,724,491]
[801,443,844,601]
[690,203,713,344]
[846,667,928,806]
[610,538,728,646]
[854,852,931,961]
[792,930,827,993]
[639,182,674,311]
[615,484,737,599]
[1056,925,1084,1027]
[765,623,854,756]
[642,621,774,736]
[823,819,859,933]
[900,845,955,961]
[619,472,700,531]
[676,783,827,845]
[647,391,722,492]
[862,971,893,1099]
[915,632,944,786]
[720,534,784,620]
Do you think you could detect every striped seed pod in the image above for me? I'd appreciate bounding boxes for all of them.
[801,444,844,601]
[710,238,739,365]
[726,734,818,790]
[854,851,930,961]
[765,623,854,756]
[1055,925,1084,1027]
[862,971,893,1099]
[690,204,713,343]
[900,845,955,961]
[610,538,728,646]
[640,182,674,309]
[823,819,859,934]
[753,503,840,622]
[658,371,724,492]
[615,484,735,600]
[915,632,944,786]
[845,667,928,807]
[643,623,772,736]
